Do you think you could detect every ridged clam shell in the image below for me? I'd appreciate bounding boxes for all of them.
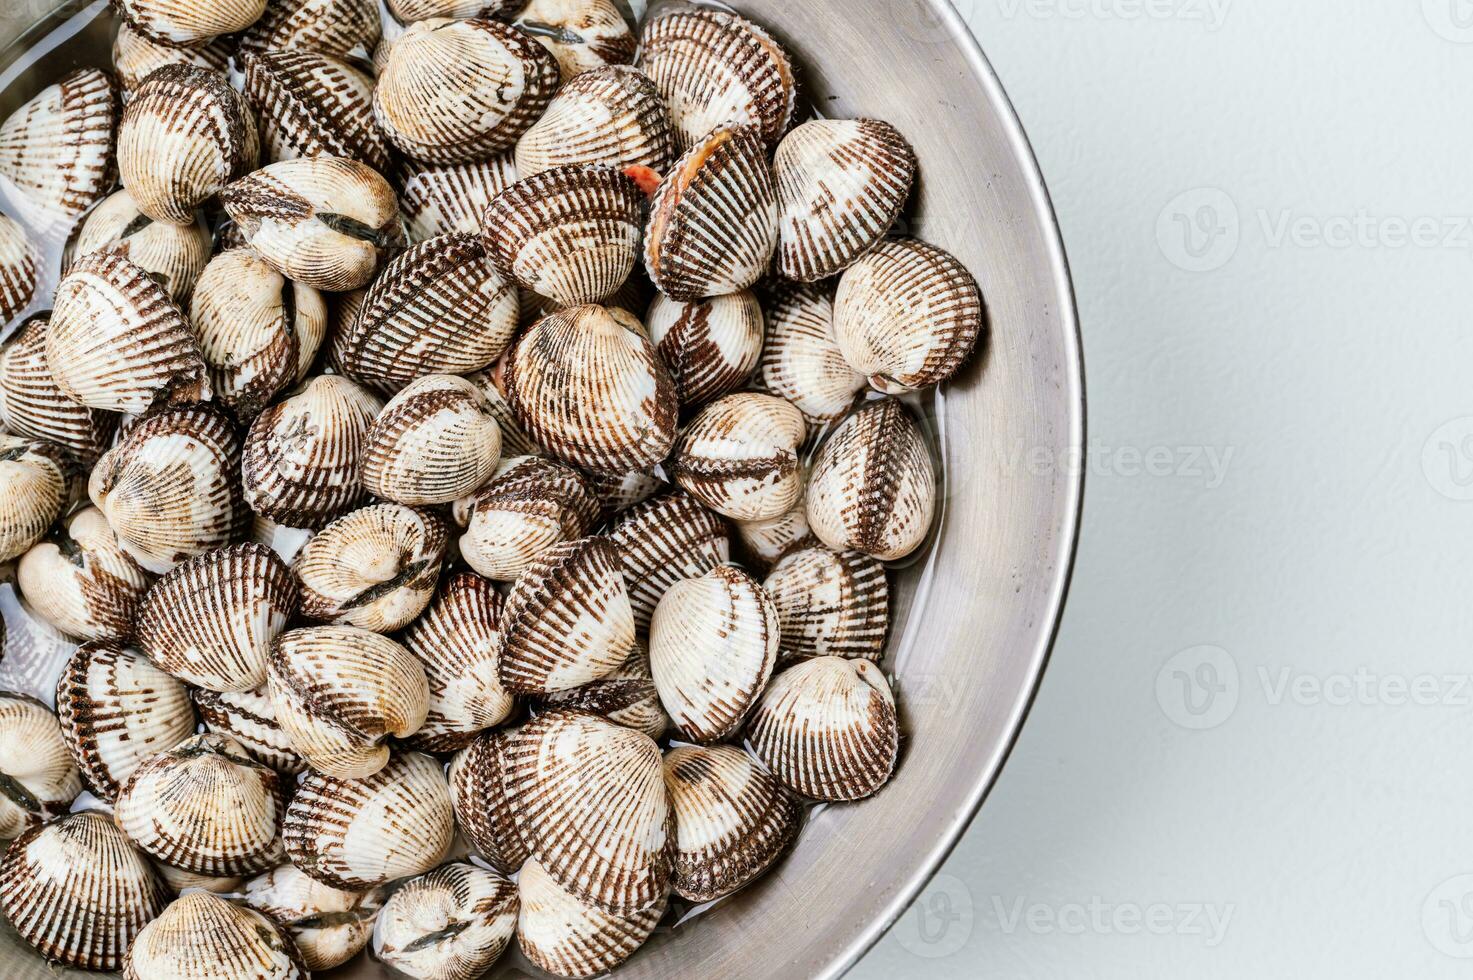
[244,863,382,972]
[135,542,296,693]
[0,68,119,231]
[294,503,447,632]
[114,732,285,876]
[497,536,635,695]
[222,156,403,291]
[0,318,117,464]
[88,403,246,574]
[484,165,644,308]
[754,280,864,425]
[644,125,779,301]
[0,691,80,839]
[517,268,654,329]
[0,436,72,565]
[745,655,898,802]
[448,729,528,874]
[504,304,677,476]
[515,0,638,82]
[153,861,244,896]
[242,49,390,172]
[539,644,668,741]
[399,153,518,241]
[112,24,231,95]
[123,891,307,980]
[515,65,673,179]
[238,0,383,61]
[670,392,806,522]
[115,0,268,47]
[0,214,36,327]
[389,0,522,20]
[54,642,196,802]
[372,862,519,980]
[832,237,986,394]
[374,18,559,165]
[17,506,151,643]
[118,65,259,226]
[71,188,211,301]
[503,709,672,913]
[48,250,209,414]
[363,375,503,505]
[647,290,764,407]
[775,119,917,282]
[805,397,936,561]
[516,857,663,980]
[608,490,730,632]
[0,810,169,971]
[663,744,801,902]
[242,374,385,529]
[589,467,664,515]
[195,685,307,774]
[267,625,430,778]
[650,565,778,742]
[638,4,797,151]
[0,590,79,707]
[733,491,813,572]
[457,455,600,582]
[283,751,454,889]
[763,545,888,663]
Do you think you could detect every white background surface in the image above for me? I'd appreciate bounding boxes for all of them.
[855,2,1473,977]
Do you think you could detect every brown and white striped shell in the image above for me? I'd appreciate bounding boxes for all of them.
[294,504,447,632]
[608,490,730,632]
[832,237,986,394]
[55,642,196,801]
[0,588,78,707]
[505,304,678,476]
[70,189,211,301]
[114,0,268,47]
[237,0,383,61]
[372,862,519,980]
[589,466,665,516]
[194,685,307,775]
[670,392,806,522]
[0,68,119,231]
[733,490,812,572]
[745,655,898,802]
[754,280,864,426]
[539,644,669,741]
[399,153,519,241]
[764,545,889,664]
[456,455,600,582]
[516,857,664,979]
[0,214,36,327]
[362,375,503,505]
[387,0,521,19]
[447,729,528,874]
[503,709,672,913]
[515,65,673,179]
[0,810,169,971]
[0,317,117,464]
[17,506,151,643]
[644,125,779,301]
[663,743,801,902]
[0,691,80,839]
[805,397,936,561]
[374,18,560,165]
[152,862,245,896]
[123,890,307,980]
[242,49,390,172]
[0,435,74,565]
[647,290,764,407]
[283,751,454,889]
[515,0,638,82]
[268,625,428,778]
[112,23,231,95]
[244,863,382,971]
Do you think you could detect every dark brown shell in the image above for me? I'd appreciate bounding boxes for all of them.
[0,68,119,230]
[242,48,390,172]
[0,316,117,463]
[0,215,36,328]
[447,728,529,874]
[194,685,308,774]
[763,545,889,663]
[237,0,383,62]
[646,290,764,407]
[608,491,731,633]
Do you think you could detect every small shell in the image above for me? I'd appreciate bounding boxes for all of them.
[504,304,677,476]
[70,189,211,301]
[754,280,865,426]
[123,891,307,980]
[0,317,117,464]
[362,375,503,505]
[283,751,454,889]
[745,656,899,802]
[0,436,74,565]
[242,49,390,172]
[238,0,383,62]
[118,65,259,226]
[399,153,519,241]
[457,455,600,582]
[88,403,246,574]
[48,250,209,414]
[222,156,403,291]
[663,744,801,902]
[832,237,986,394]
[503,709,672,913]
[484,165,645,308]
[497,536,635,695]
[647,290,764,407]
[0,810,169,971]
[448,729,528,874]
[374,18,560,165]
[194,685,308,775]
[644,125,779,301]
[762,545,889,663]
[733,490,812,572]
[115,0,268,47]
[0,215,37,327]
[515,65,673,179]
[805,397,936,561]
[55,642,196,801]
[516,857,663,980]
[244,863,382,972]
[515,0,638,82]
[113,23,232,95]
[0,68,119,230]
[539,644,669,740]
[267,625,430,778]
[294,503,447,632]
[372,862,519,980]
[0,692,80,839]
[17,506,152,643]
[608,491,730,633]
[670,392,806,522]
[389,0,521,20]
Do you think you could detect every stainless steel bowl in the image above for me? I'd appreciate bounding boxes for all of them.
[0,0,1083,976]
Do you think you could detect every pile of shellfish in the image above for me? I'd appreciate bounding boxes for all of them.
[0,0,985,976]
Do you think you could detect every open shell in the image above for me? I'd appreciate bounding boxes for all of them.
[237,0,383,62]
[539,644,669,741]
[112,23,231,95]
[0,215,34,328]
[647,290,764,407]
[0,68,119,232]
[0,317,117,464]
[17,505,151,643]
[122,891,307,980]
[0,691,80,840]
[457,455,601,582]
[608,490,730,633]
[763,545,889,663]
[194,685,307,775]
[670,392,806,522]
[516,857,664,979]
[372,862,519,980]
[114,0,268,47]
[242,48,390,172]
[515,65,673,179]
[70,188,211,302]
[0,436,74,565]
[754,280,864,426]
[294,503,447,632]
[244,863,382,972]
[448,729,528,874]
[363,375,503,505]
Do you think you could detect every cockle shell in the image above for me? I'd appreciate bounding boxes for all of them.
[805,397,936,561]
[152,862,244,896]
[222,156,403,291]
[448,729,528,874]
[733,490,812,572]
[294,504,447,632]
[517,268,654,329]
[0,810,169,971]
[644,125,779,301]
[388,0,522,20]
[114,0,268,47]
[399,153,519,241]
[48,250,209,414]
[268,625,430,778]
[244,863,382,972]
[54,642,196,801]
[504,304,678,476]
[832,237,986,394]
[647,290,764,407]
[238,0,383,61]
[242,49,389,173]
[0,589,78,707]
[503,709,672,913]
[763,545,889,663]
[114,733,286,876]
[112,23,231,95]
[0,68,119,231]
[497,536,636,694]
[484,165,645,308]
[670,392,806,522]
[515,0,638,82]
[516,857,664,980]
[539,644,669,740]
[0,436,75,565]
[608,490,730,632]
[745,655,899,802]
[17,506,151,643]
[363,375,503,505]
[134,542,296,693]
[589,468,665,515]
[0,317,117,464]
[0,214,36,327]
[118,65,259,226]
[0,691,80,839]
[70,188,211,301]
[515,65,673,179]
[372,862,519,980]
[374,18,560,165]
[122,891,307,980]
[457,455,600,582]
[754,280,865,426]
[283,751,454,889]
[89,403,246,574]
[663,743,801,902]
[195,685,307,774]
[638,4,797,151]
